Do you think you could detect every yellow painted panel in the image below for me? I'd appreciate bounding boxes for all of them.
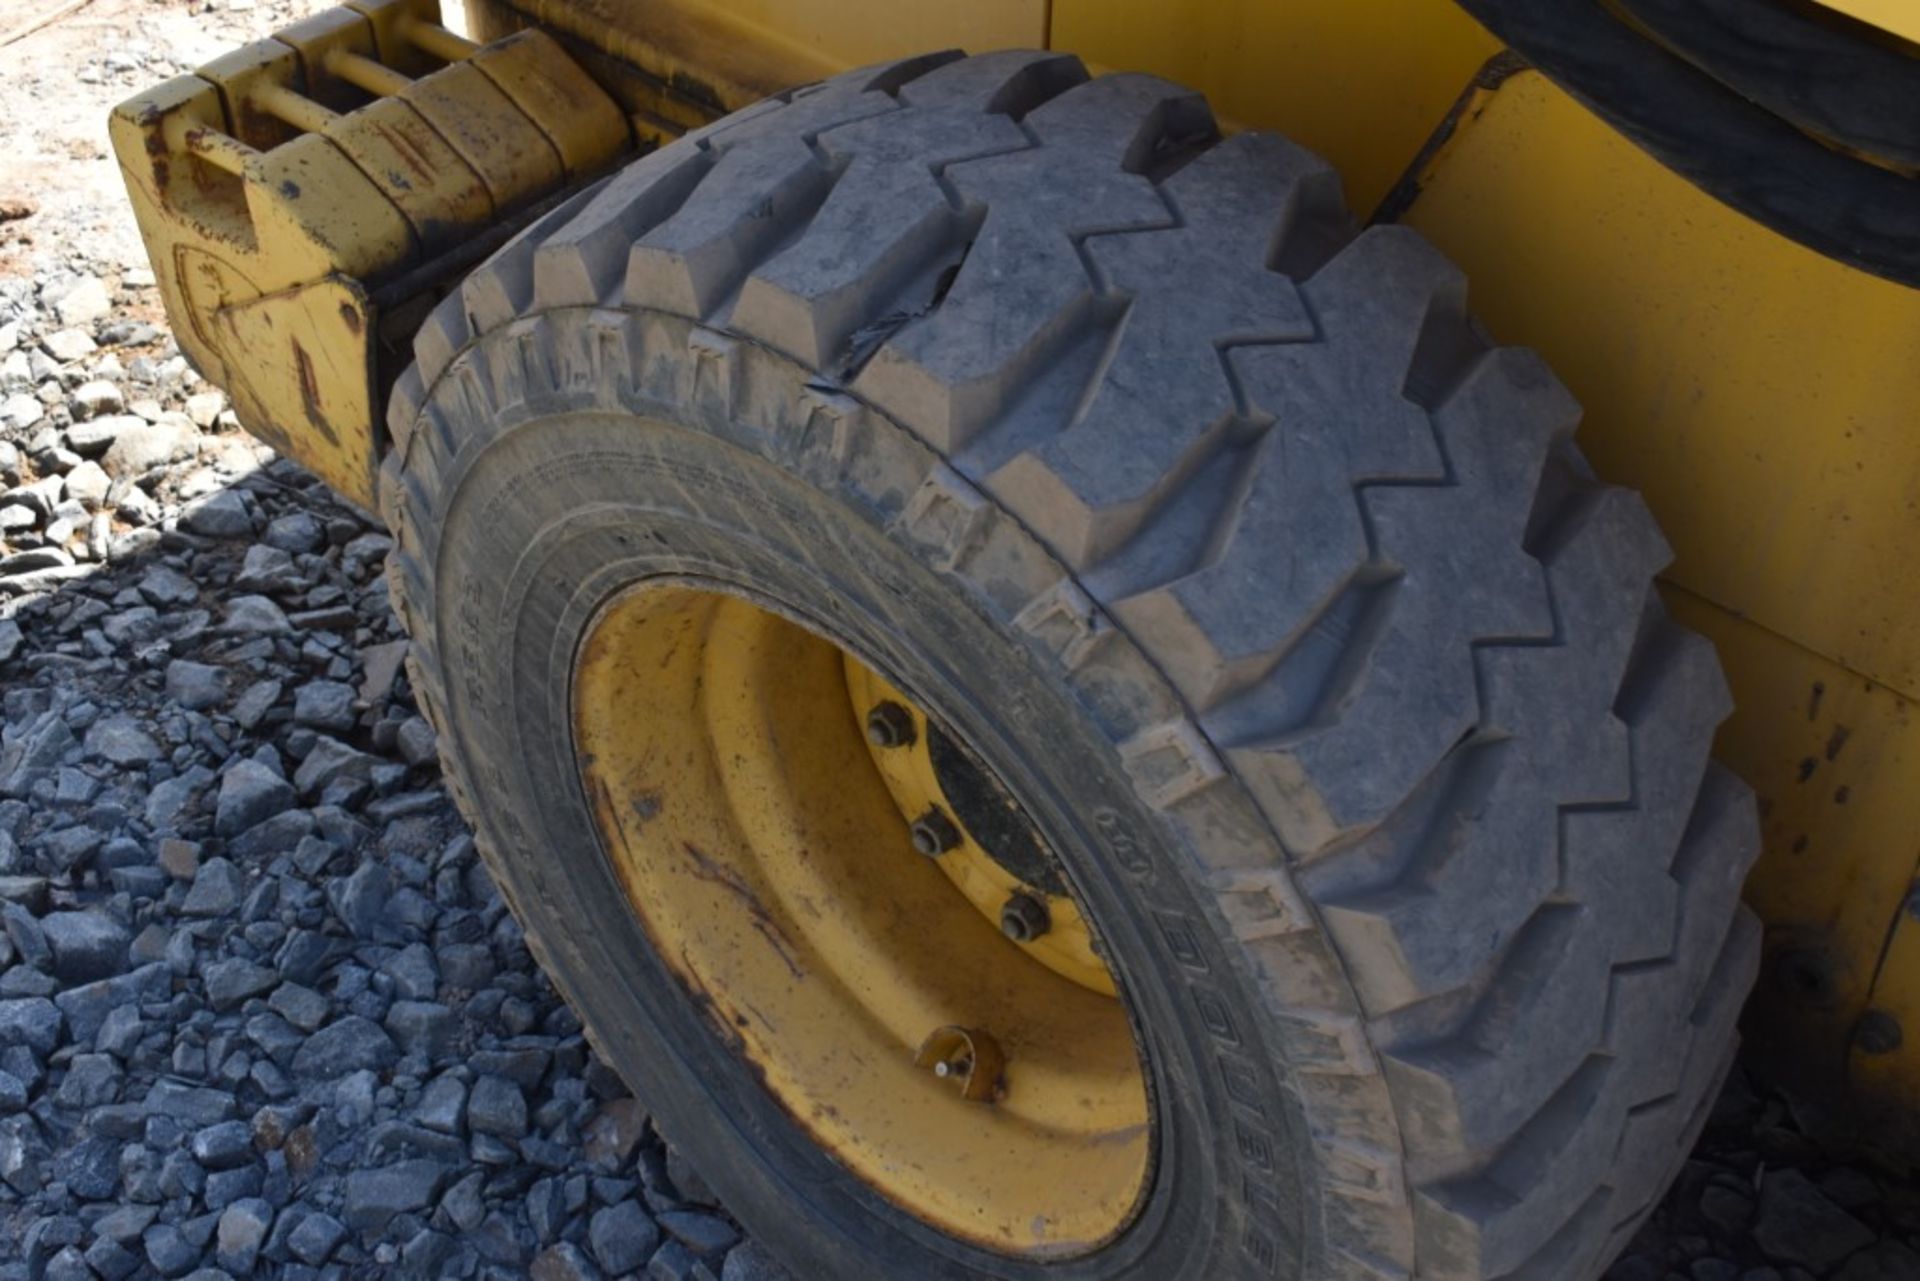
[1666,588,1920,1013]
[1855,885,1920,1126]
[1401,71,1920,701]
[1049,0,1501,213]
[697,0,1043,69]
[476,0,1042,117]
[1812,0,1920,45]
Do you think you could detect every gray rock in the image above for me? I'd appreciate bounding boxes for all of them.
[54,1053,122,1109]
[659,1210,738,1254]
[157,838,200,880]
[648,1240,699,1279]
[291,1015,397,1079]
[181,856,245,916]
[136,564,199,607]
[0,997,62,1056]
[295,735,379,796]
[101,420,195,477]
[295,680,358,732]
[93,1204,159,1244]
[57,964,168,1044]
[145,770,208,831]
[583,1098,647,1172]
[360,638,410,703]
[69,378,123,419]
[415,1073,467,1134]
[286,1210,346,1266]
[84,1236,141,1281]
[396,716,438,766]
[0,547,75,574]
[232,543,302,593]
[1754,1168,1875,1272]
[215,761,293,838]
[468,1074,527,1139]
[165,660,228,711]
[41,329,95,362]
[189,1120,255,1170]
[84,715,161,766]
[185,390,226,426]
[54,276,111,327]
[95,1003,142,1058]
[230,809,312,860]
[221,594,291,634]
[203,957,277,1010]
[381,943,439,1000]
[442,1168,486,1231]
[64,416,123,456]
[534,1242,606,1281]
[144,1080,238,1126]
[332,860,391,936]
[589,1201,660,1275]
[384,1000,455,1059]
[39,911,130,983]
[268,981,328,1032]
[0,619,20,665]
[214,1198,273,1273]
[39,826,101,874]
[439,941,494,990]
[181,490,252,538]
[62,460,109,505]
[43,1246,91,1281]
[344,1158,448,1231]
[141,1222,199,1278]
[262,511,324,553]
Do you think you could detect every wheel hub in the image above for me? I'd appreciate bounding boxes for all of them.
[571,580,1151,1257]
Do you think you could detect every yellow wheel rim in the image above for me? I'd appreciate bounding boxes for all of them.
[571,580,1152,1256]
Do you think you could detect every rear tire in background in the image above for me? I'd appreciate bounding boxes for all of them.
[381,49,1761,1280]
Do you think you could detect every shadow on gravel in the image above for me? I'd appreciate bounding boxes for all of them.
[0,460,782,1279]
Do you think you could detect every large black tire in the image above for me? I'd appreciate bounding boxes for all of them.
[381,50,1761,1280]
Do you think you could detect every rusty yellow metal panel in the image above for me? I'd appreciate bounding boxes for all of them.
[1665,585,1920,1125]
[1397,68,1920,1112]
[469,29,631,176]
[469,0,1043,141]
[1855,883,1920,1135]
[209,277,380,502]
[1811,0,1920,44]
[111,0,630,509]
[693,0,1043,69]
[1048,0,1501,214]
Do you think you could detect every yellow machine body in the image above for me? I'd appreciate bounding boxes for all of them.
[1812,0,1920,44]
[116,0,1920,1139]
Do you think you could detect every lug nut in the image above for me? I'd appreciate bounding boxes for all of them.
[1000,893,1051,943]
[909,808,961,858]
[865,701,916,749]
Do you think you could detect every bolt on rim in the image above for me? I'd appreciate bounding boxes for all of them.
[570,579,1153,1257]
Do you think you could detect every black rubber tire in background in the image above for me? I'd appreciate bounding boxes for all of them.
[379,50,1762,1281]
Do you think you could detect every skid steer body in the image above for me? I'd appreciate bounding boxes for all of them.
[115,0,1920,1147]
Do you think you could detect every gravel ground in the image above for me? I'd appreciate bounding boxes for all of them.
[0,264,797,1281]
[0,5,1917,1281]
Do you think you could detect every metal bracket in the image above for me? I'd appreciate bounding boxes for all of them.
[110,0,630,506]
